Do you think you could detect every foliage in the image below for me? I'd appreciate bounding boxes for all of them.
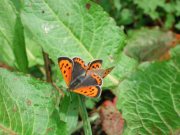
[124,27,176,62]
[0,0,179,135]
[0,69,64,134]
[0,0,28,72]
[96,0,180,31]
[117,46,180,134]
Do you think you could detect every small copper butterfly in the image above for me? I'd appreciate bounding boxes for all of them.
[58,57,114,98]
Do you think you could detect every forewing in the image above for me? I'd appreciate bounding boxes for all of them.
[73,86,102,98]
[72,57,87,81]
[58,57,73,87]
[88,59,103,70]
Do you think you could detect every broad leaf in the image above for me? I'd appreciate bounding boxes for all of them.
[0,0,28,72]
[21,0,126,86]
[117,46,180,135]
[124,27,176,62]
[0,68,65,134]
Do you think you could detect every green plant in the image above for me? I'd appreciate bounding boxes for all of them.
[96,0,180,31]
[0,0,179,135]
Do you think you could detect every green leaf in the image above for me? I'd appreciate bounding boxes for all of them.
[0,0,28,72]
[21,0,126,86]
[13,15,29,72]
[97,0,113,13]
[59,93,79,133]
[113,0,122,11]
[164,14,175,30]
[118,8,133,25]
[10,0,23,12]
[25,30,44,67]
[175,22,180,30]
[51,109,68,135]
[117,47,180,135]
[175,1,180,16]
[114,53,138,80]
[85,98,96,109]
[0,68,65,134]
[134,0,165,19]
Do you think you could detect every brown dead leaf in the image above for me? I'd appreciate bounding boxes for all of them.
[99,97,124,135]
[124,27,179,62]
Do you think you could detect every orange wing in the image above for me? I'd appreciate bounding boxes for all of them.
[90,72,103,86]
[87,59,102,70]
[58,57,73,87]
[73,86,102,98]
[73,57,87,70]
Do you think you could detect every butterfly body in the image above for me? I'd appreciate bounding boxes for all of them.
[58,57,113,98]
[69,74,85,90]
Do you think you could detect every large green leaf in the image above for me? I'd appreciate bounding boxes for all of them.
[124,27,175,62]
[0,68,65,134]
[21,0,126,86]
[0,0,28,72]
[117,47,180,135]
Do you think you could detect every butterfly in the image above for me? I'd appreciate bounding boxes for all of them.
[58,57,114,98]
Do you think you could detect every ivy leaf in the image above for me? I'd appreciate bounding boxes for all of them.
[21,0,126,86]
[0,68,64,134]
[117,46,180,135]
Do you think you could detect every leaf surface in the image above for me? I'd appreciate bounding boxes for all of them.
[0,68,65,134]
[21,0,126,86]
[0,0,28,72]
[117,47,180,135]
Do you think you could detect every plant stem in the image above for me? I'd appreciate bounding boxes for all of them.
[78,95,92,135]
[70,112,99,134]
[42,49,52,83]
